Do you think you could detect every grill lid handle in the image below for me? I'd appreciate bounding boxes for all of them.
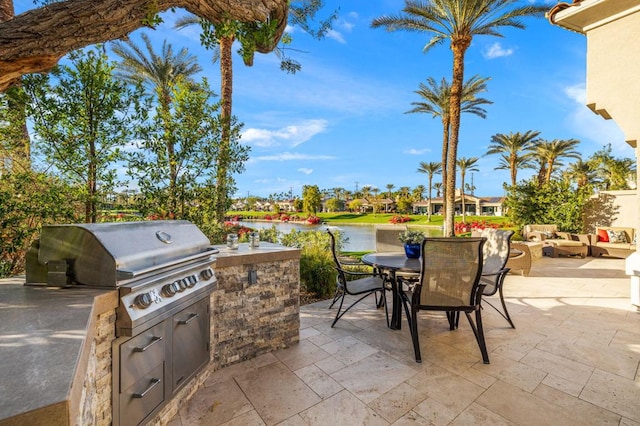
[116,248,219,279]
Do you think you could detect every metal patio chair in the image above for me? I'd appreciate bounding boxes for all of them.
[398,237,489,364]
[327,229,388,328]
[476,228,516,328]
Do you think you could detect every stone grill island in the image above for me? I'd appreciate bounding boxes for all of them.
[0,242,300,425]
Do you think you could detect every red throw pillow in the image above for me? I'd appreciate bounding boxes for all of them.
[597,229,609,242]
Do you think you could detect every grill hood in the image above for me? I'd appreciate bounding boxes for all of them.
[26,220,215,288]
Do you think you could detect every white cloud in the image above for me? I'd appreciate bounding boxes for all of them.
[326,29,346,44]
[250,152,335,162]
[241,119,328,148]
[483,42,514,59]
[298,168,313,175]
[404,148,431,155]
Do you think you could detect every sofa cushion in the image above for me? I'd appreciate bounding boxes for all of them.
[606,229,628,244]
[597,229,609,242]
[596,242,633,251]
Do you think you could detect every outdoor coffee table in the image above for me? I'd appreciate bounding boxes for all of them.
[543,240,588,258]
[362,252,420,330]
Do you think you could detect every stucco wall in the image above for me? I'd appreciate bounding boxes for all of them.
[585,190,638,232]
[586,9,640,147]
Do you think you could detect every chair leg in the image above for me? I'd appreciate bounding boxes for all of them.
[410,305,422,363]
[465,310,490,364]
[328,283,343,309]
[483,295,515,329]
[331,291,382,328]
[497,286,515,328]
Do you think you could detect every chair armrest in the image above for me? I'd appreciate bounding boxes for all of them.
[555,232,571,240]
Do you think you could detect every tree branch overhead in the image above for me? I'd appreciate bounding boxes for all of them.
[0,0,289,91]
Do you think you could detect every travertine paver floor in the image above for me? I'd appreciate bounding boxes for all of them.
[168,256,640,425]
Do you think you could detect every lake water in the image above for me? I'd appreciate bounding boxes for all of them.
[238,221,442,252]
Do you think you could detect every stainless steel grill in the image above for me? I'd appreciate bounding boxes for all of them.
[26,220,219,426]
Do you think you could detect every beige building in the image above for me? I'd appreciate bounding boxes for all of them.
[549,0,640,308]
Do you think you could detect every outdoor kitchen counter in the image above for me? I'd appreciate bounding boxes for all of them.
[0,277,117,425]
[211,241,301,266]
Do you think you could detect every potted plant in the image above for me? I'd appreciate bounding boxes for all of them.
[398,229,426,258]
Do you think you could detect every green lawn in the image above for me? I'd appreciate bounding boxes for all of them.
[227,211,513,228]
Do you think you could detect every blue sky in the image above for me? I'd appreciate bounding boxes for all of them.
[17,1,632,199]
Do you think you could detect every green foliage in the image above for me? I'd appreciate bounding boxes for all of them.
[24,47,145,223]
[129,78,248,221]
[0,171,80,277]
[504,179,591,234]
[398,229,426,244]
[325,198,345,212]
[280,229,345,298]
[302,184,322,215]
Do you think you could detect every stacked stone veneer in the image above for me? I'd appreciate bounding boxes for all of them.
[148,245,301,424]
[77,308,116,426]
[211,257,300,369]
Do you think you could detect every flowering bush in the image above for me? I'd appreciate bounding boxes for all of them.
[307,216,321,225]
[390,215,411,224]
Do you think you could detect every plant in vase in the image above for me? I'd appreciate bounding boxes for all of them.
[398,229,426,258]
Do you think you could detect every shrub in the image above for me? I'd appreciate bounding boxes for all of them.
[280,229,347,298]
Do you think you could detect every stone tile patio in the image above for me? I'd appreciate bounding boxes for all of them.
[168,256,640,425]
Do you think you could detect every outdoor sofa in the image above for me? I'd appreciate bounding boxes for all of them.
[522,224,589,258]
[590,226,636,258]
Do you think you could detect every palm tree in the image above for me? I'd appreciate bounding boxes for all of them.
[486,130,540,186]
[457,157,479,222]
[111,34,201,214]
[532,139,581,184]
[373,0,545,236]
[405,75,491,219]
[384,183,395,211]
[417,161,442,222]
[434,182,443,198]
[564,159,596,188]
[412,184,426,201]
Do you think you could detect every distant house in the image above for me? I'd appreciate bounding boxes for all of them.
[413,191,505,216]
[276,199,297,212]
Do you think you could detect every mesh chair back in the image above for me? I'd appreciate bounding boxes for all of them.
[418,238,485,307]
[480,229,514,275]
[375,226,407,252]
[478,229,513,295]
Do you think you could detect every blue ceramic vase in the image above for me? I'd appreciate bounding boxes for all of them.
[404,243,421,259]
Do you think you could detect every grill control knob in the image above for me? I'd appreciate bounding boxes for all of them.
[134,293,153,309]
[186,275,197,288]
[162,282,178,297]
[201,268,214,280]
[177,279,188,292]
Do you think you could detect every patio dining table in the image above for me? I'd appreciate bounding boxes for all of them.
[361,252,419,330]
[362,248,523,330]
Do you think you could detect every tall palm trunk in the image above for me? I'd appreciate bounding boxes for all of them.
[441,115,449,225]
[158,90,178,215]
[427,175,433,222]
[460,170,466,223]
[214,35,234,224]
[510,157,517,186]
[445,38,470,237]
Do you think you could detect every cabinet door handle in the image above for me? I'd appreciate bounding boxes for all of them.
[132,378,161,399]
[133,336,163,352]
[178,313,199,325]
